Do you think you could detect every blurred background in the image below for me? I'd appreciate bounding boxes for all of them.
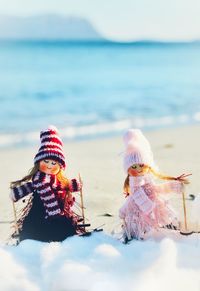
[0,0,200,147]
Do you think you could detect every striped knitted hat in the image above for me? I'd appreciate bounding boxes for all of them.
[34,126,66,169]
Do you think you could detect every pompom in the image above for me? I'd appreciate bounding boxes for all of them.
[123,129,142,146]
[47,125,58,132]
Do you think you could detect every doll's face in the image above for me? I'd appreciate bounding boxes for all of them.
[128,164,149,177]
[39,159,60,175]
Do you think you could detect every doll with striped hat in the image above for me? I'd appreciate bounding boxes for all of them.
[10,126,81,242]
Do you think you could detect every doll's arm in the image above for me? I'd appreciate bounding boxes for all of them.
[154,181,183,194]
[65,178,81,207]
[69,178,81,193]
[10,182,33,202]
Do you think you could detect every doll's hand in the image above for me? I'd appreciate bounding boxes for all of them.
[175,173,191,184]
[10,190,16,202]
[69,179,82,192]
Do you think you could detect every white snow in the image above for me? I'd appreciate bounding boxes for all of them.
[0,231,200,291]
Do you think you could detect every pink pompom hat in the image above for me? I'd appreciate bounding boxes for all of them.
[123,129,154,172]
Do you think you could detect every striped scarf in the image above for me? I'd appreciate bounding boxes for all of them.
[12,171,80,218]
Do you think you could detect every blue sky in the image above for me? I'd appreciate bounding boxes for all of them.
[0,0,200,40]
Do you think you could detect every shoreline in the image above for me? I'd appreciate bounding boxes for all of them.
[1,124,200,242]
[0,118,200,149]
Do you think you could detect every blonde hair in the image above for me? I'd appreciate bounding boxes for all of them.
[57,170,70,189]
[10,164,40,188]
[123,165,189,195]
[10,163,70,190]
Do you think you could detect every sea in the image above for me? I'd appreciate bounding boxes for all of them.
[0,40,200,148]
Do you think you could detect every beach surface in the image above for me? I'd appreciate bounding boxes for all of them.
[1,124,200,242]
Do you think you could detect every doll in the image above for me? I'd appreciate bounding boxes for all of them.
[119,129,189,242]
[10,126,81,242]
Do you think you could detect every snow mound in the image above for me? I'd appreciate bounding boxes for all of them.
[0,231,200,291]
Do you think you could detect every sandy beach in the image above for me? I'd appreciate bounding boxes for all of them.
[1,124,200,242]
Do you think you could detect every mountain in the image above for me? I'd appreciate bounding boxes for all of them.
[0,15,104,40]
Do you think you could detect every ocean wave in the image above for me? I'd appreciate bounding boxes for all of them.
[0,113,199,148]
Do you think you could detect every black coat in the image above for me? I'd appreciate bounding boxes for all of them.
[19,191,77,242]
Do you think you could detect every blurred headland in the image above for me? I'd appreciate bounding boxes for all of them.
[0,14,104,41]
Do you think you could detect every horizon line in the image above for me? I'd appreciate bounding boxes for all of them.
[0,38,199,44]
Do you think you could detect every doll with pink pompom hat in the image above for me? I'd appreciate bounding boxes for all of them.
[119,129,190,242]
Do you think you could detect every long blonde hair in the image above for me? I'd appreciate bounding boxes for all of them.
[123,165,190,195]
[10,163,70,189]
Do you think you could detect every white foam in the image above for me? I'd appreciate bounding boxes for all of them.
[193,112,200,121]
[0,113,199,148]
